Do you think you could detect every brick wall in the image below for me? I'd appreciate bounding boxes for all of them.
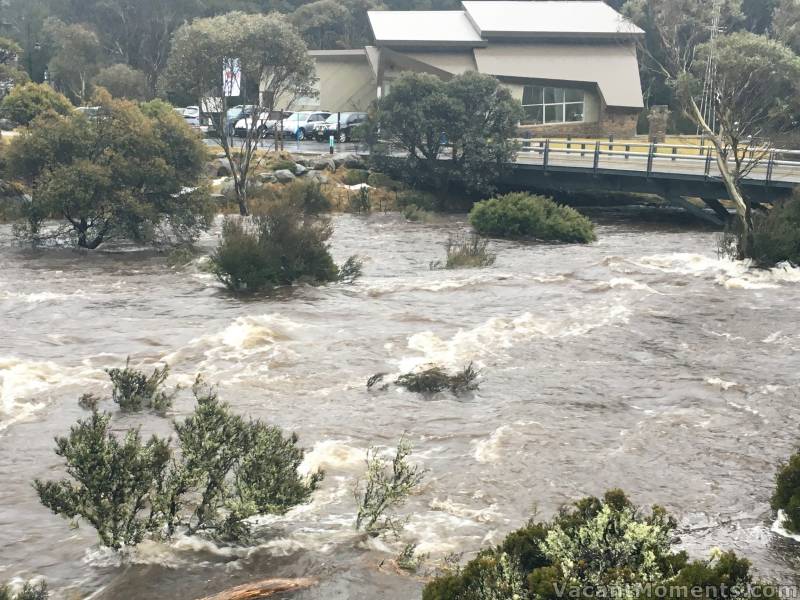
[518,105,641,138]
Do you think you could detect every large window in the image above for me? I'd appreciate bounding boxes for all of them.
[522,85,585,125]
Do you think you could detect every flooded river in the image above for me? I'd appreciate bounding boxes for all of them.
[1,213,800,599]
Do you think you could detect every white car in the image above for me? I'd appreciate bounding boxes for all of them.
[234,110,293,138]
[280,111,331,141]
[174,106,201,130]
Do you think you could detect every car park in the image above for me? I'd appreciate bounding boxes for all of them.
[233,110,293,138]
[313,112,368,143]
[280,111,331,141]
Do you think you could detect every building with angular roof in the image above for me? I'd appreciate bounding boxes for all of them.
[297,0,645,137]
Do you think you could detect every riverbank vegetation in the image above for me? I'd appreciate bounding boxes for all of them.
[772,447,800,533]
[7,92,212,249]
[469,193,597,243]
[36,378,322,549]
[211,197,361,294]
[423,489,769,600]
[0,83,72,126]
[105,359,175,414]
[430,234,496,269]
[0,581,47,600]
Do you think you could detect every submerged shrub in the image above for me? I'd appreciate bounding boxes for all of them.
[355,436,425,537]
[211,200,357,293]
[469,192,596,243]
[402,203,432,222]
[772,448,800,533]
[394,363,479,395]
[423,489,769,600]
[750,192,800,266]
[431,233,496,269]
[398,189,440,212]
[0,581,48,600]
[35,378,322,549]
[106,358,175,413]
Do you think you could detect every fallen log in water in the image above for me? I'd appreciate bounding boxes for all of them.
[195,577,316,600]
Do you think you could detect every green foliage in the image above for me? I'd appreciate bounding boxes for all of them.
[211,200,358,293]
[354,436,425,536]
[43,19,103,104]
[423,490,769,600]
[751,193,800,266]
[376,71,522,196]
[431,233,496,269]
[367,171,402,191]
[338,255,363,282]
[93,63,150,101]
[469,193,597,244]
[773,0,800,55]
[348,185,371,214]
[402,204,432,223]
[291,0,380,50]
[0,82,72,125]
[0,581,48,600]
[34,410,172,549]
[398,543,428,573]
[264,157,298,172]
[35,379,322,549]
[8,93,212,249]
[772,447,800,533]
[394,363,479,395]
[106,358,175,413]
[398,189,441,212]
[342,169,370,186]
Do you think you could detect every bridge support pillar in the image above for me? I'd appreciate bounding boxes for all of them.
[664,193,724,227]
[700,198,733,223]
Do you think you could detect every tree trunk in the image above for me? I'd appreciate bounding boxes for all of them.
[195,578,316,600]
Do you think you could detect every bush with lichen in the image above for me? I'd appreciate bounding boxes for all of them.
[469,192,596,243]
[35,378,322,549]
[423,489,771,600]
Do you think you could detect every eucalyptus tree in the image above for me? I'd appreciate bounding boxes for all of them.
[164,12,315,216]
[624,0,800,260]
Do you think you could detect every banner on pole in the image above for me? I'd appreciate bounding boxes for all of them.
[223,58,241,97]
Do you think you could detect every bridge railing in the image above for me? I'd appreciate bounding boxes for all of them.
[514,138,800,184]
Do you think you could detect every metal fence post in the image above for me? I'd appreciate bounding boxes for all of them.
[625,144,630,160]
[766,149,775,185]
[646,143,654,176]
[593,140,600,174]
[704,148,713,178]
[543,139,550,170]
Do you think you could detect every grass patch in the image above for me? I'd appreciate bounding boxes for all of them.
[431,233,495,269]
[469,192,596,243]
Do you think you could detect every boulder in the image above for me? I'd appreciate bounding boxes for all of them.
[311,157,336,171]
[307,171,329,185]
[218,179,238,201]
[206,159,231,178]
[293,163,308,176]
[257,171,277,184]
[332,152,365,169]
[0,118,15,131]
[274,169,296,183]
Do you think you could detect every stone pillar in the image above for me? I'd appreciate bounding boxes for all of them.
[647,105,670,144]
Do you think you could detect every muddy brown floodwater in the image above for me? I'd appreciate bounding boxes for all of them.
[1,213,800,599]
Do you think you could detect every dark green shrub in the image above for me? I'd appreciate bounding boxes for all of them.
[0,581,48,600]
[93,64,149,101]
[430,233,496,269]
[348,186,371,213]
[106,358,175,413]
[338,255,363,282]
[264,157,297,172]
[211,200,357,293]
[342,168,370,185]
[469,192,597,243]
[286,179,332,214]
[0,82,72,126]
[398,189,440,212]
[367,171,402,191]
[772,448,800,533]
[35,378,322,549]
[423,490,766,600]
[751,192,800,266]
[394,363,479,395]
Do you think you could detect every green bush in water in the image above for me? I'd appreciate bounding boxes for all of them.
[35,378,322,549]
[423,489,770,600]
[469,192,596,243]
[0,581,48,600]
[211,200,358,293]
[402,203,432,222]
[398,189,440,212]
[393,363,479,395]
[772,448,800,533]
[751,192,800,266]
[105,357,175,413]
[430,233,495,269]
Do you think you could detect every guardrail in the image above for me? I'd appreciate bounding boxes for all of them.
[514,138,800,185]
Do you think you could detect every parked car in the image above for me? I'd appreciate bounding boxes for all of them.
[313,112,368,143]
[280,111,331,141]
[233,110,293,138]
[223,104,256,136]
[182,105,201,129]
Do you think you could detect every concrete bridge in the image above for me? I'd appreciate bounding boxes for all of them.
[504,138,800,225]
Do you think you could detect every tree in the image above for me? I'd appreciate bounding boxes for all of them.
[773,0,800,55]
[164,12,315,216]
[7,92,212,249]
[376,71,522,197]
[624,1,800,260]
[35,379,323,549]
[43,19,103,104]
[291,0,380,50]
[0,37,30,98]
[0,81,71,125]
[93,63,149,100]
